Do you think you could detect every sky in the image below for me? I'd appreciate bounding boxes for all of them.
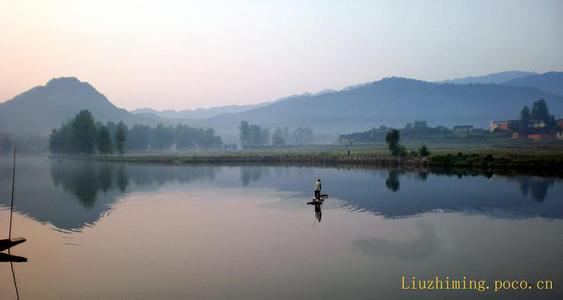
[1,0,562,111]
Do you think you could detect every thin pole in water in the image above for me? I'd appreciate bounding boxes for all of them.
[9,147,16,240]
[8,248,21,300]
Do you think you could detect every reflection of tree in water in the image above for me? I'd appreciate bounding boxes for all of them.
[382,169,555,201]
[116,165,129,192]
[50,161,217,207]
[99,164,113,192]
[51,162,103,208]
[127,165,216,186]
[416,170,429,181]
[383,169,556,203]
[430,168,492,179]
[385,170,401,192]
[518,177,554,201]
[0,159,15,199]
[240,167,271,186]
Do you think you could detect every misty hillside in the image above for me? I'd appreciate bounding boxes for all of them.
[205,77,563,135]
[131,102,271,119]
[439,71,537,84]
[0,77,160,136]
[503,72,563,97]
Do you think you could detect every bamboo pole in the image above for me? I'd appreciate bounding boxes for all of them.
[8,147,16,240]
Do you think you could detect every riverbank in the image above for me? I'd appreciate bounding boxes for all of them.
[54,146,563,177]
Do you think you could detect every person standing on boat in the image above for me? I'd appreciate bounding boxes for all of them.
[314,179,322,199]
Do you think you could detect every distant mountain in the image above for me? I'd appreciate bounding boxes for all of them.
[503,72,563,97]
[0,77,160,136]
[439,71,537,84]
[131,102,271,119]
[204,77,563,136]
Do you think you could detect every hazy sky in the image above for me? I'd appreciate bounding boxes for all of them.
[1,0,562,110]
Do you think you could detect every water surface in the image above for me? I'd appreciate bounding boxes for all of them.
[1,158,562,299]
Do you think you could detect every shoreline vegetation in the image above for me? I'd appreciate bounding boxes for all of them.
[50,145,563,178]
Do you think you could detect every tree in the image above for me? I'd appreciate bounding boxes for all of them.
[200,128,222,149]
[175,124,198,149]
[105,121,117,140]
[397,145,407,157]
[0,132,13,153]
[413,120,428,130]
[519,105,531,133]
[339,121,452,143]
[48,111,222,155]
[115,122,127,155]
[240,121,269,148]
[151,124,174,150]
[272,128,286,146]
[546,115,557,132]
[49,129,63,153]
[176,125,222,149]
[72,110,97,154]
[531,99,549,121]
[418,144,430,157]
[96,125,112,156]
[385,129,401,156]
[239,121,251,149]
[294,127,314,145]
[127,124,151,151]
[249,124,262,146]
[261,128,270,146]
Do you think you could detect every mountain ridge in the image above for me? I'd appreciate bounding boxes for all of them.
[503,72,563,97]
[131,102,272,119]
[438,71,537,84]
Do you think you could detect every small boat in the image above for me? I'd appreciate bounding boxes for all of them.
[307,194,328,205]
[0,252,27,263]
[0,237,26,252]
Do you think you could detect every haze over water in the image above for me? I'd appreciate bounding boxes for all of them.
[1,158,562,299]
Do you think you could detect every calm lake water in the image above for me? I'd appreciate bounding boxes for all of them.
[1,157,562,299]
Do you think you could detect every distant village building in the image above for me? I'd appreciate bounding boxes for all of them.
[453,125,474,133]
[489,120,519,132]
[529,120,546,129]
[490,118,559,140]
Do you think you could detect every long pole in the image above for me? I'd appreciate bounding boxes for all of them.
[8,247,21,300]
[8,147,16,240]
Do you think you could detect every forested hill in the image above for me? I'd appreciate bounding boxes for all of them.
[0,77,159,136]
[205,77,563,135]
